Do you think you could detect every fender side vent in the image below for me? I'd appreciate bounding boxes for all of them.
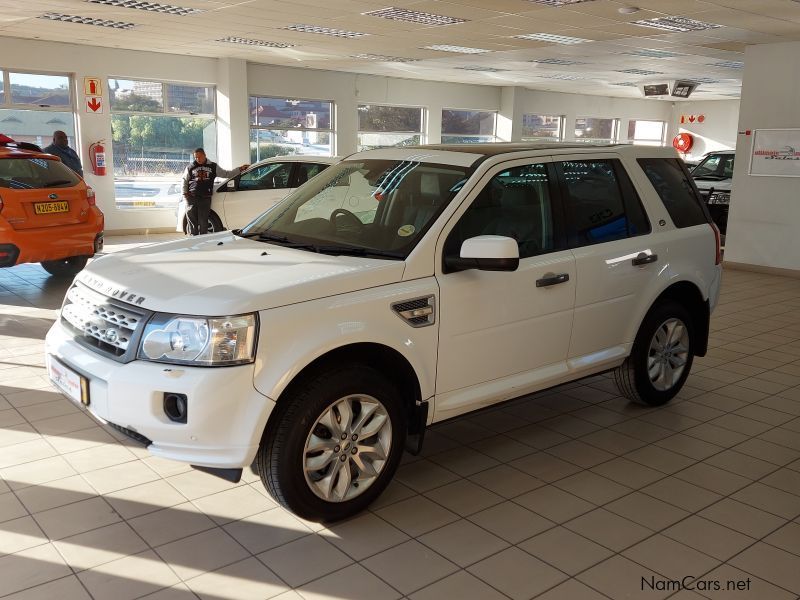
[392,295,435,328]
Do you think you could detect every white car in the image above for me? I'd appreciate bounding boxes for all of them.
[174,155,337,233]
[46,143,721,521]
[115,179,183,210]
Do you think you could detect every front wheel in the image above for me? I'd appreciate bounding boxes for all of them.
[614,301,694,406]
[255,365,406,522]
[41,255,89,277]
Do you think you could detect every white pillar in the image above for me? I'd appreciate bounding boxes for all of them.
[498,86,524,142]
[216,58,250,168]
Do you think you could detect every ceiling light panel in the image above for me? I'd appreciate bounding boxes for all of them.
[218,37,294,48]
[686,77,720,84]
[617,68,664,75]
[284,24,368,38]
[86,0,202,16]
[622,49,681,58]
[423,44,490,54]
[39,12,136,29]
[538,73,587,80]
[456,66,508,72]
[527,0,597,6]
[711,61,743,69]
[352,53,418,62]
[610,82,637,86]
[513,33,589,44]
[632,16,723,32]
[362,7,466,26]
[531,58,586,65]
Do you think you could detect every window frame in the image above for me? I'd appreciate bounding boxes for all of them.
[1,68,75,112]
[441,107,499,143]
[574,116,620,144]
[555,157,652,249]
[249,94,336,158]
[627,119,667,146]
[521,113,566,142]
[356,103,426,151]
[235,161,294,192]
[108,76,216,118]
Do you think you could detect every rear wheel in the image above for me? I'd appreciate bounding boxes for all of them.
[41,255,89,278]
[255,365,406,522]
[614,301,694,406]
[183,211,224,235]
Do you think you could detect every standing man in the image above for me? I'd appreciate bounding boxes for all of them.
[183,148,248,236]
[44,131,83,176]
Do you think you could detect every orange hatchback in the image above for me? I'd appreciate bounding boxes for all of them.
[0,134,104,277]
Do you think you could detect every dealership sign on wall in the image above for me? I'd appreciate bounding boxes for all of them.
[750,129,800,177]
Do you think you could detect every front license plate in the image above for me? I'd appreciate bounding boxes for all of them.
[34,201,69,214]
[48,357,90,406]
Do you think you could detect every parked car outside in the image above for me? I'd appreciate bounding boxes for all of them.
[174,155,337,233]
[115,179,182,210]
[46,142,721,521]
[1,134,103,277]
[691,150,734,235]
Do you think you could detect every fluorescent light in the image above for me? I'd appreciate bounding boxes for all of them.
[456,66,508,72]
[284,24,368,38]
[610,82,637,86]
[531,57,586,65]
[538,73,587,80]
[513,33,589,44]
[686,77,720,84]
[527,0,597,6]
[38,12,136,28]
[711,61,743,69]
[631,16,723,32]
[352,53,419,62]
[363,7,466,26]
[85,0,202,16]
[217,37,294,48]
[423,44,491,54]
[617,68,664,75]
[622,49,681,58]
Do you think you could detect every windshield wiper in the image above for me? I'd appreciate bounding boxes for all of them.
[231,229,261,238]
[257,233,323,252]
[44,180,74,187]
[314,245,404,260]
[694,174,727,180]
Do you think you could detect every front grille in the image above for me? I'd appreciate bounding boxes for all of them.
[61,282,147,361]
[107,421,152,446]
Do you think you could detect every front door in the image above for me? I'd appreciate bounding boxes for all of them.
[222,162,295,228]
[435,159,577,421]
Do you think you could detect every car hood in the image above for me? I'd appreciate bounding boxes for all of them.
[76,233,406,315]
[693,178,732,192]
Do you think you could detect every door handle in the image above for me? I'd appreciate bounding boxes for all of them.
[536,272,570,287]
[632,253,658,266]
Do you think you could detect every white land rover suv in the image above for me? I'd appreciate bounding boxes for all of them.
[46,143,722,521]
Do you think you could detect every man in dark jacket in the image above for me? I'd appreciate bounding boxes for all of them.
[44,131,83,176]
[182,148,248,235]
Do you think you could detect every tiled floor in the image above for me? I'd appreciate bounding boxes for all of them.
[2,235,800,600]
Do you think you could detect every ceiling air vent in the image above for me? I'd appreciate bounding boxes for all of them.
[392,296,435,328]
[38,12,136,29]
[86,0,203,16]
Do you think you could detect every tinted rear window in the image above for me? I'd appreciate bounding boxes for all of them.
[0,157,81,189]
[638,158,708,228]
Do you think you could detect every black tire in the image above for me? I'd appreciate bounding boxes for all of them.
[183,211,224,235]
[614,300,695,406]
[255,365,406,522]
[41,255,89,277]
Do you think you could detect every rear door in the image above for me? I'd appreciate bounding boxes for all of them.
[554,155,661,361]
[221,162,294,227]
[0,156,88,230]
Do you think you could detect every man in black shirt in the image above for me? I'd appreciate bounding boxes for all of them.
[182,148,248,235]
[44,131,83,176]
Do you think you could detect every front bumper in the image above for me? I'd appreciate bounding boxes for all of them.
[45,320,275,468]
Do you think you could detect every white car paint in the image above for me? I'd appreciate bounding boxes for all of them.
[174,155,338,232]
[47,143,721,473]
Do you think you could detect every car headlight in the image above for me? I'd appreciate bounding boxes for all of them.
[138,313,257,366]
[708,192,730,205]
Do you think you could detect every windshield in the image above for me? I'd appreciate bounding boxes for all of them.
[239,159,470,259]
[692,153,735,179]
[0,157,81,189]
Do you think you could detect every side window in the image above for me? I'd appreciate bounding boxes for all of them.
[559,159,649,247]
[638,158,708,228]
[238,163,292,191]
[294,163,329,187]
[446,162,556,259]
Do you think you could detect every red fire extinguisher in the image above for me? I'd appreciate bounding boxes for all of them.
[89,141,106,176]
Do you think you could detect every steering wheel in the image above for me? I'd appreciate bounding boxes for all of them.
[330,208,364,233]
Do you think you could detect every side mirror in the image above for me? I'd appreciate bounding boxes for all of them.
[226,179,236,190]
[445,235,520,272]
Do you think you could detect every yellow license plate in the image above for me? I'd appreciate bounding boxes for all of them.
[132,200,156,207]
[34,201,69,214]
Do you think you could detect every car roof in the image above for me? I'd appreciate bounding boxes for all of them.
[703,150,735,155]
[0,141,54,161]
[252,155,338,168]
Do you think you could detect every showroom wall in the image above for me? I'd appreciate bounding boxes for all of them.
[669,99,740,160]
[725,41,800,273]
